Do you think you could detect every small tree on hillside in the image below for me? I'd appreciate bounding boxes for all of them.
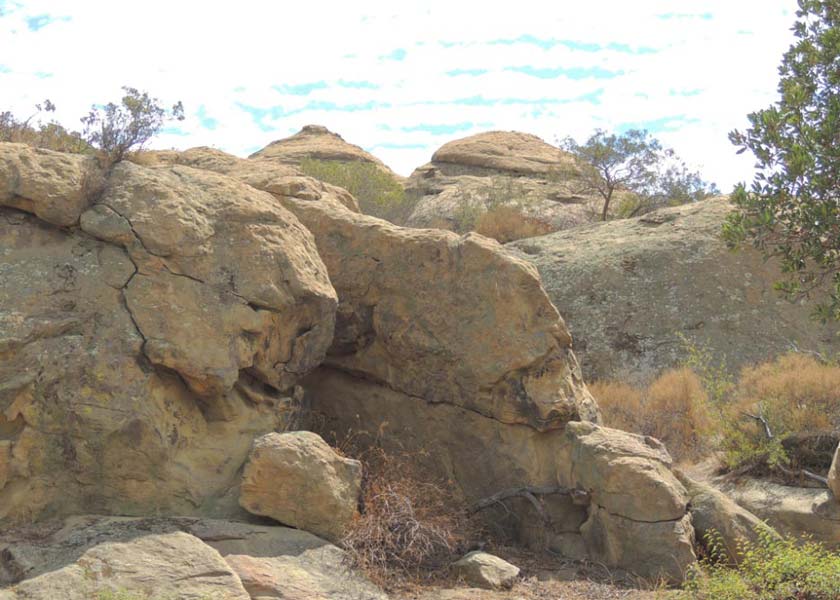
[559,129,718,221]
[81,87,184,165]
[723,0,840,321]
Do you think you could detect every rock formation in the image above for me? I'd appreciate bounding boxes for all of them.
[239,432,362,542]
[0,516,386,599]
[508,198,840,383]
[250,124,400,181]
[829,443,839,501]
[0,139,703,585]
[0,142,336,521]
[403,131,622,237]
[452,552,520,589]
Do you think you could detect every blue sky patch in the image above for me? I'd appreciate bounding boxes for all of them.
[507,65,623,80]
[160,126,190,137]
[0,64,10,73]
[368,142,428,150]
[381,48,407,61]
[402,122,474,135]
[196,105,218,130]
[25,13,70,31]
[274,81,328,96]
[617,115,700,134]
[445,68,489,77]
[657,12,713,20]
[338,79,380,89]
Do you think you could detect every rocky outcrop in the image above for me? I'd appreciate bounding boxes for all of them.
[676,470,776,563]
[508,198,840,383]
[0,143,336,522]
[239,432,361,542]
[0,516,387,599]
[250,124,400,179]
[565,423,696,581]
[452,552,520,589]
[404,132,617,237]
[717,478,840,548]
[829,443,840,501]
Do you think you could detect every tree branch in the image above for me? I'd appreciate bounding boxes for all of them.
[468,485,590,517]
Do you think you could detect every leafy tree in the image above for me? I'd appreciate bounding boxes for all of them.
[81,87,184,165]
[723,0,840,321]
[559,129,717,221]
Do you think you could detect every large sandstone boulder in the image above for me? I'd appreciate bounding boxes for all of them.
[239,431,362,542]
[829,443,840,501]
[403,131,628,238]
[3,531,250,599]
[250,124,400,180]
[564,423,696,581]
[508,198,840,383]
[675,470,776,563]
[0,143,337,522]
[0,516,387,599]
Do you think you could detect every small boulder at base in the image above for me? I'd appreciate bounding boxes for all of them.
[829,442,840,501]
[239,431,362,542]
[452,551,520,589]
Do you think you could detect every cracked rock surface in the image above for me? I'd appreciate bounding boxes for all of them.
[0,143,337,523]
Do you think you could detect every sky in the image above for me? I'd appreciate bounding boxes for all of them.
[0,0,799,189]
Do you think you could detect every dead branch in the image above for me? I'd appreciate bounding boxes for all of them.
[742,411,774,440]
[774,464,829,487]
[469,485,590,516]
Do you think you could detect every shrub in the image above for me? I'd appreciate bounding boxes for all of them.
[0,100,89,153]
[80,87,184,166]
[590,368,712,462]
[718,352,840,472]
[473,205,555,243]
[683,528,840,599]
[298,158,413,222]
[338,444,477,585]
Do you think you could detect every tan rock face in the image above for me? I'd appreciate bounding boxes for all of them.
[239,432,362,542]
[452,551,520,589]
[279,195,598,430]
[508,198,840,383]
[718,477,840,548]
[566,422,688,522]
[0,516,388,599]
[0,144,102,227]
[0,143,337,523]
[4,531,250,600]
[430,131,577,177]
[829,443,840,501]
[250,124,400,179]
[404,132,611,236]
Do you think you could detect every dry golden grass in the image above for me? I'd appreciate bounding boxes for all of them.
[590,368,712,463]
[474,205,556,243]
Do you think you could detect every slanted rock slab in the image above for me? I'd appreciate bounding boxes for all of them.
[239,431,362,542]
[452,551,520,590]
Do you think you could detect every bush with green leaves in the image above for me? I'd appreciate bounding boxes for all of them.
[723,0,840,321]
[0,99,89,153]
[298,157,413,222]
[81,86,184,165]
[683,528,840,599]
[558,129,718,221]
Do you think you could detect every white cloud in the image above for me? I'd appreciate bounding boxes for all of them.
[0,0,799,186]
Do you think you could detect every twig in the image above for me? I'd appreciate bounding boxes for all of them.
[774,464,829,487]
[469,485,590,517]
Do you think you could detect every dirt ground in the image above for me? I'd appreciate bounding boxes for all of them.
[391,546,679,600]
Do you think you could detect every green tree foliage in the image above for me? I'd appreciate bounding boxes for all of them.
[298,158,415,222]
[723,0,840,321]
[81,87,184,165]
[683,528,840,599]
[559,128,718,221]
